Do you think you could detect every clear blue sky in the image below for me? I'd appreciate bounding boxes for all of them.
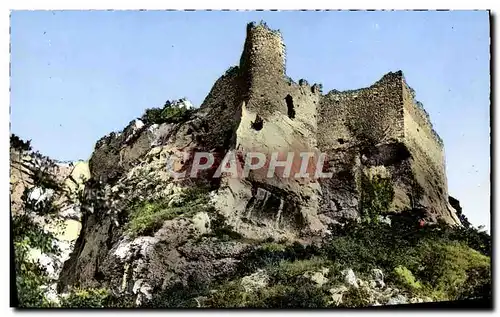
[10,10,490,230]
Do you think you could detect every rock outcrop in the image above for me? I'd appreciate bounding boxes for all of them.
[54,21,463,304]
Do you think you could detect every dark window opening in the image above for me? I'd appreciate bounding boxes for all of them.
[94,270,105,282]
[251,115,264,131]
[338,138,345,145]
[285,94,295,119]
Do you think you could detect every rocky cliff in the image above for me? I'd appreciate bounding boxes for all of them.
[50,22,466,303]
[13,21,484,308]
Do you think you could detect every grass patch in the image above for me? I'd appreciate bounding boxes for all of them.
[127,187,213,237]
[207,280,329,308]
[270,256,331,281]
[60,288,111,308]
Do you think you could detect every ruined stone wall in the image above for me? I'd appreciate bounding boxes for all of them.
[402,81,446,179]
[202,21,458,225]
[316,71,460,223]
[401,80,458,223]
[318,71,405,152]
[316,75,407,221]
[198,67,245,151]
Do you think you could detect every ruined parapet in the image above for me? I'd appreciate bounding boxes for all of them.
[318,71,406,151]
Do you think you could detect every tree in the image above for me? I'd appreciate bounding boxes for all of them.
[11,135,62,307]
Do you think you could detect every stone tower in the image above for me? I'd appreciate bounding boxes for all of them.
[239,22,288,117]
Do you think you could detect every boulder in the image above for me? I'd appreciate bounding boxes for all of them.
[341,269,358,288]
[241,269,269,293]
[387,294,408,305]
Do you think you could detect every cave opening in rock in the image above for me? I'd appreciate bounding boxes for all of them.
[251,115,264,131]
[285,94,295,119]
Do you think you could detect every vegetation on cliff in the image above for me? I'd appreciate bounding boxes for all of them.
[11,134,490,308]
[360,173,395,223]
[198,219,491,308]
[53,217,491,308]
[11,127,491,309]
[126,186,214,237]
[141,99,193,125]
[11,135,63,307]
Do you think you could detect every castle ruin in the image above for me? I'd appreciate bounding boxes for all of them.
[199,21,460,230]
[57,21,464,293]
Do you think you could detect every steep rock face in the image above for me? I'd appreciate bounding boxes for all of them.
[57,21,461,300]
[89,119,152,183]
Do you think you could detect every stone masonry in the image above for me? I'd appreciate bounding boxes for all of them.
[200,21,460,229]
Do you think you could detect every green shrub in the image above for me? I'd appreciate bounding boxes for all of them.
[248,282,329,308]
[414,240,490,300]
[393,265,422,291]
[322,220,420,273]
[13,215,62,307]
[237,241,322,277]
[12,141,64,308]
[445,226,491,257]
[141,100,193,125]
[144,277,210,308]
[323,218,491,302]
[11,134,32,151]
[224,66,239,77]
[207,280,329,308]
[260,242,287,253]
[60,288,111,308]
[360,174,394,223]
[206,281,248,308]
[270,257,330,281]
[457,265,491,300]
[340,286,371,308]
[161,216,491,308]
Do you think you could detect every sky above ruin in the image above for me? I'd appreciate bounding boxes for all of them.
[10,10,490,230]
